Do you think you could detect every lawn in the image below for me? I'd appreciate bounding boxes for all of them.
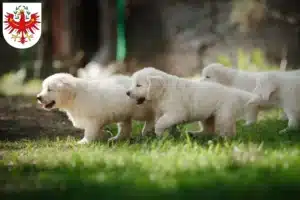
[1,96,300,200]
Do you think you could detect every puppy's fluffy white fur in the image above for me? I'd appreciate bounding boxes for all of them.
[37,73,154,144]
[249,72,300,134]
[127,67,260,137]
[201,63,300,124]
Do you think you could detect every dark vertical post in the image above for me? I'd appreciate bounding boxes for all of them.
[40,0,53,78]
[0,0,20,76]
[92,0,117,65]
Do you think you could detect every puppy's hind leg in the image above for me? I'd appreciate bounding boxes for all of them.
[279,110,299,134]
[108,119,132,142]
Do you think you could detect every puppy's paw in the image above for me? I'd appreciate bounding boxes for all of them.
[108,136,119,142]
[108,135,130,142]
[279,128,288,135]
[155,133,164,139]
[243,121,255,126]
[187,130,215,137]
[77,138,90,144]
[279,127,298,135]
[141,130,155,137]
[154,128,166,138]
[187,131,202,138]
[169,125,181,138]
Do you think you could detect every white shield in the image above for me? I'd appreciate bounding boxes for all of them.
[2,3,42,49]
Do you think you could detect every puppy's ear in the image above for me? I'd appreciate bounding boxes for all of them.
[57,78,75,90]
[215,69,231,85]
[58,77,76,106]
[146,76,165,100]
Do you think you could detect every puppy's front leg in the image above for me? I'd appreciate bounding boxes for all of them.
[279,111,299,134]
[155,113,185,137]
[141,120,155,137]
[108,119,132,142]
[78,121,101,144]
[216,112,236,138]
[244,107,258,126]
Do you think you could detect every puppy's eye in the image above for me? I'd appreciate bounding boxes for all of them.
[136,84,141,87]
[205,76,210,79]
[47,88,52,92]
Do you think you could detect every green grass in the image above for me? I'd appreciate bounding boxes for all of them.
[1,115,300,200]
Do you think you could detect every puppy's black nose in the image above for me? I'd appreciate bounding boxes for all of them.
[126,91,131,96]
[36,95,42,101]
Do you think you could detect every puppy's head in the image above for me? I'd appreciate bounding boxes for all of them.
[127,67,165,104]
[201,63,233,85]
[37,73,77,110]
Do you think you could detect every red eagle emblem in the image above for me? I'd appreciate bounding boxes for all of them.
[4,6,40,44]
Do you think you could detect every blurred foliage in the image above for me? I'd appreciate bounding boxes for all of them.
[230,0,266,32]
[0,48,281,96]
[0,68,41,96]
[217,48,279,71]
[217,55,232,67]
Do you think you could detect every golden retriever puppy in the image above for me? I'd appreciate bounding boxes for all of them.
[37,73,155,144]
[126,67,260,137]
[201,63,300,124]
[248,72,300,134]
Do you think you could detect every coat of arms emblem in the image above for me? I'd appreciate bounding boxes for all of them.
[2,3,42,49]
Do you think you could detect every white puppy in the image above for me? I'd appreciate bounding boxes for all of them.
[127,67,260,137]
[201,63,300,124]
[37,73,155,144]
[248,72,300,134]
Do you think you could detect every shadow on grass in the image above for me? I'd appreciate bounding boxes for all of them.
[2,116,300,152]
[130,118,300,148]
[235,118,300,146]
[1,162,300,200]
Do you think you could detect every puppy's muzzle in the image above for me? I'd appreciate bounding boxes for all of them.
[36,95,42,102]
[136,97,146,105]
[36,95,56,110]
[126,91,131,97]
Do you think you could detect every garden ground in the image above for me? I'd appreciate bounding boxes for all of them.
[1,95,300,200]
